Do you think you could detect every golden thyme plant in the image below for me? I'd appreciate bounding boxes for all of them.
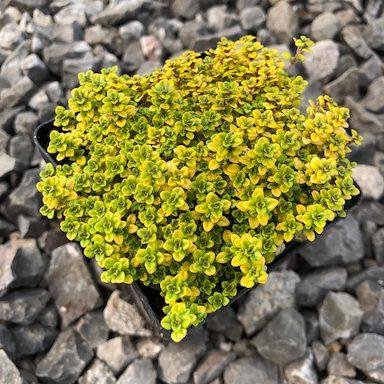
[37,36,361,342]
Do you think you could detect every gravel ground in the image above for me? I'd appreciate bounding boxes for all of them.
[0,0,384,383]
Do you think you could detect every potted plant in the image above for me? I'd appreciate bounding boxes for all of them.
[35,35,361,342]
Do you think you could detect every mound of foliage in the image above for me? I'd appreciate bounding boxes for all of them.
[37,36,361,341]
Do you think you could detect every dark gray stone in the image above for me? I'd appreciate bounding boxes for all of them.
[356,280,383,312]
[206,306,243,341]
[96,336,138,375]
[47,243,102,327]
[358,55,383,89]
[361,76,384,113]
[324,67,359,103]
[296,267,347,307]
[224,356,279,384]
[0,106,24,134]
[38,228,68,254]
[191,25,243,51]
[0,288,50,324]
[0,238,44,295]
[327,352,356,378]
[36,329,93,384]
[21,53,50,85]
[361,296,384,335]
[347,333,384,383]
[321,376,365,384]
[342,25,373,59]
[158,328,207,384]
[0,349,22,384]
[240,6,265,31]
[119,21,144,40]
[17,214,48,238]
[11,323,57,357]
[0,217,15,238]
[238,271,300,335]
[117,359,156,384]
[79,359,116,384]
[266,0,298,44]
[335,54,358,78]
[284,352,318,384]
[319,292,363,344]
[252,308,307,366]
[3,169,41,220]
[75,311,109,349]
[9,134,34,170]
[52,22,84,44]
[0,324,16,359]
[193,350,236,384]
[345,96,383,135]
[37,304,59,328]
[300,216,364,267]
[179,21,209,48]
[45,81,64,104]
[347,266,384,291]
[104,290,150,337]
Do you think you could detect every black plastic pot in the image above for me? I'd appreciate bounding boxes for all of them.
[34,119,361,340]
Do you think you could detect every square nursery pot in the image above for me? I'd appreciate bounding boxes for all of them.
[34,119,361,340]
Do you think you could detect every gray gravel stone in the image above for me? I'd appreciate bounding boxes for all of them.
[53,3,87,27]
[0,238,44,296]
[358,55,383,89]
[207,5,238,32]
[347,266,384,291]
[240,6,265,31]
[266,0,298,44]
[91,0,152,26]
[0,153,16,178]
[193,350,236,384]
[47,243,102,327]
[20,53,50,85]
[311,12,340,41]
[0,324,16,359]
[361,296,384,335]
[364,16,384,51]
[9,133,34,170]
[312,340,330,371]
[79,359,116,384]
[361,76,384,113]
[0,349,22,384]
[119,20,144,40]
[104,290,150,337]
[324,67,359,103]
[319,292,363,344]
[300,216,364,267]
[303,40,339,82]
[284,352,318,384]
[117,358,156,384]
[37,304,59,328]
[17,214,47,238]
[206,306,243,341]
[352,164,384,200]
[122,41,145,73]
[223,356,279,384]
[296,267,347,307]
[238,271,300,335]
[136,338,163,359]
[327,352,356,378]
[236,0,260,12]
[321,376,365,384]
[356,280,383,312]
[36,329,93,384]
[0,23,23,51]
[0,288,50,324]
[96,336,137,375]
[0,76,35,110]
[171,0,199,20]
[11,323,57,357]
[252,308,307,366]
[158,328,207,384]
[75,311,109,349]
[347,333,384,383]
[3,169,41,220]
[342,25,373,59]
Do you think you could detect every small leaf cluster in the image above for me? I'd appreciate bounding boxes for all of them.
[37,36,361,342]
